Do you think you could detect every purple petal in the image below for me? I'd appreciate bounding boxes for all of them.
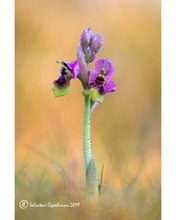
[88,70,99,84]
[74,65,80,78]
[95,58,114,77]
[104,79,116,94]
[67,60,79,78]
[67,60,77,70]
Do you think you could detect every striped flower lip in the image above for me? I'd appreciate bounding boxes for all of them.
[88,58,116,95]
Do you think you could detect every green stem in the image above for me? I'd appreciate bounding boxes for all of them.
[83,96,92,169]
[83,96,99,203]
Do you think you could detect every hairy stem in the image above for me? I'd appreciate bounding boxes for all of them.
[83,96,93,169]
[83,96,99,203]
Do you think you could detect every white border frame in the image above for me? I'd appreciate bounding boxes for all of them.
[1,0,176,219]
[0,0,15,219]
[162,0,176,220]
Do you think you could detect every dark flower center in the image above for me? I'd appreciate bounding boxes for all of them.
[63,62,72,74]
[95,74,105,85]
[99,86,104,94]
[61,67,67,76]
[57,75,66,85]
[63,62,69,69]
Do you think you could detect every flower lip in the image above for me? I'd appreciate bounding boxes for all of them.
[95,74,105,85]
[57,75,66,85]
[99,86,104,94]
[88,58,114,85]
[88,58,116,96]
[52,78,71,97]
[60,67,67,76]
[53,59,79,97]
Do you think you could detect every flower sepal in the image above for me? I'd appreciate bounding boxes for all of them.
[82,89,90,97]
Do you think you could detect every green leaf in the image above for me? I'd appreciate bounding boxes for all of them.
[86,159,99,204]
[52,84,70,97]
[98,164,104,193]
[90,88,104,103]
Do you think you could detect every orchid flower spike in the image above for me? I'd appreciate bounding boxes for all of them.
[52,28,117,204]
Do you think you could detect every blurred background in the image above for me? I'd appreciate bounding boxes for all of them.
[15,0,161,219]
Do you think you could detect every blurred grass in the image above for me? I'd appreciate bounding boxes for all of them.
[15,0,160,219]
[16,157,160,220]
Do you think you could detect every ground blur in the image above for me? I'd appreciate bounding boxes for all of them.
[15,0,161,219]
